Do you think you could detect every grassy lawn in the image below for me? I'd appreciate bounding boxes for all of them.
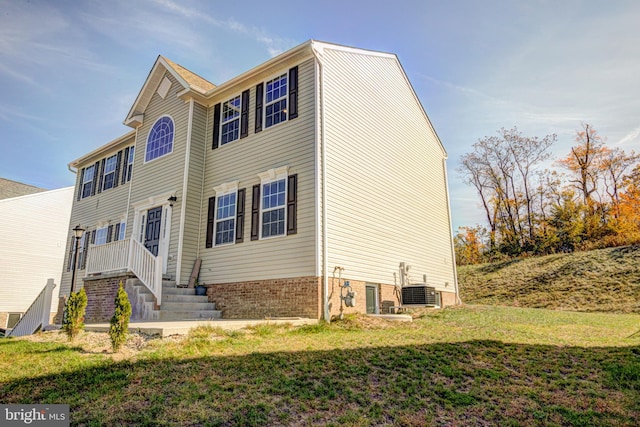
[1,306,639,426]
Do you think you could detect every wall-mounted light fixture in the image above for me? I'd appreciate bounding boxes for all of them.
[168,195,177,207]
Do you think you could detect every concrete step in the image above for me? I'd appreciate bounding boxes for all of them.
[162,293,210,303]
[161,301,217,311]
[158,310,222,321]
[162,286,201,296]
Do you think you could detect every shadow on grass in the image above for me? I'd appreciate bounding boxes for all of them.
[1,340,639,426]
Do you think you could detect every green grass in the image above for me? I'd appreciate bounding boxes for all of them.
[458,245,640,313]
[1,306,639,426]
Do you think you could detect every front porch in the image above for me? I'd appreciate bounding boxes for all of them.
[84,240,220,322]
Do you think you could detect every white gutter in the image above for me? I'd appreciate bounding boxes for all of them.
[175,99,195,285]
[442,158,461,305]
[311,44,330,322]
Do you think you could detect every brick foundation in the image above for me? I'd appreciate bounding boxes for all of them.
[208,276,458,320]
[208,276,322,319]
[83,274,136,323]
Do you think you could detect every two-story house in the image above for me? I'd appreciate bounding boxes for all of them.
[59,40,459,323]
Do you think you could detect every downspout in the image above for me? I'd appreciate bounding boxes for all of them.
[196,103,210,258]
[312,45,330,322]
[442,157,461,305]
[124,126,139,240]
[176,99,195,285]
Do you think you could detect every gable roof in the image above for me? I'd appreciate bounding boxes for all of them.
[124,56,215,128]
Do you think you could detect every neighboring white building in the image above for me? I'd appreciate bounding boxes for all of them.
[0,186,74,329]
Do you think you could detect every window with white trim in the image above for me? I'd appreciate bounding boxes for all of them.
[220,95,241,145]
[265,73,287,128]
[145,116,174,162]
[215,192,237,245]
[102,154,118,191]
[261,178,286,238]
[115,221,126,241]
[81,165,95,199]
[94,226,109,246]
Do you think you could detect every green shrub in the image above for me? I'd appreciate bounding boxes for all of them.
[62,288,87,341]
[109,281,132,352]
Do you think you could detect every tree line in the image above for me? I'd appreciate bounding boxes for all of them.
[455,123,640,265]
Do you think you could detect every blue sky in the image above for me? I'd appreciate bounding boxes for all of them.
[1,0,638,230]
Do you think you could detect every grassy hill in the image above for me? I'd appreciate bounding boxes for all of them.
[458,245,640,313]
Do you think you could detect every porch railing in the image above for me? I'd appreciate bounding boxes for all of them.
[86,239,162,306]
[7,279,56,337]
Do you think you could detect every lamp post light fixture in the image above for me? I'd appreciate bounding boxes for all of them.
[70,224,85,294]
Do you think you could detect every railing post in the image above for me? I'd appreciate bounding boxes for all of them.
[127,238,135,271]
[155,255,163,306]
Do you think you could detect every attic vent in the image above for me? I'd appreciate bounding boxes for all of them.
[401,285,439,307]
[157,76,172,99]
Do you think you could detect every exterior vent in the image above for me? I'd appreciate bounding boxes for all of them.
[401,285,439,307]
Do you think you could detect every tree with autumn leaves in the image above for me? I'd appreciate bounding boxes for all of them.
[457,123,639,265]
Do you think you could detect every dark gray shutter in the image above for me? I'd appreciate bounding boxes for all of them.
[288,66,298,120]
[206,196,216,248]
[212,103,221,149]
[251,184,261,240]
[97,159,105,194]
[91,161,100,196]
[121,148,129,185]
[114,223,121,241]
[114,151,122,188]
[236,188,246,243]
[240,89,250,139]
[107,225,114,243]
[77,168,85,201]
[287,174,297,235]
[255,83,263,133]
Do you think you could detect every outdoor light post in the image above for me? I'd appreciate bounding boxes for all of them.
[70,224,85,294]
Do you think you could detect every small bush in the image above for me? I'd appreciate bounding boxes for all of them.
[62,288,87,341]
[109,281,132,352]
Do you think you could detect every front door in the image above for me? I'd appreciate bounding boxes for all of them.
[366,285,377,314]
[144,206,162,256]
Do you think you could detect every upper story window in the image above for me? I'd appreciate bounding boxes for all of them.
[145,116,174,162]
[81,165,95,199]
[215,192,237,245]
[221,96,241,145]
[123,147,134,183]
[102,154,118,191]
[265,73,287,128]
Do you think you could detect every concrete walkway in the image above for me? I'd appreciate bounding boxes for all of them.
[85,317,319,338]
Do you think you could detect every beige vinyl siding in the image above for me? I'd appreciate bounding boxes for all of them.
[321,48,456,291]
[178,101,208,284]
[126,70,191,278]
[199,58,317,283]
[0,187,73,315]
[60,136,135,296]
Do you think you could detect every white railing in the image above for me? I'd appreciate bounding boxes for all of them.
[86,239,162,306]
[128,239,163,306]
[8,279,56,337]
[86,240,129,274]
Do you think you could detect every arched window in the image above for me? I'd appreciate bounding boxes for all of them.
[145,116,174,162]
